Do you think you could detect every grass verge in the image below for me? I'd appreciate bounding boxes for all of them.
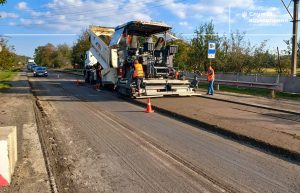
[198,83,300,101]
[260,68,300,75]
[0,71,17,90]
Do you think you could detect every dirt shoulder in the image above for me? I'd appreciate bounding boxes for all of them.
[136,96,300,158]
[0,72,50,193]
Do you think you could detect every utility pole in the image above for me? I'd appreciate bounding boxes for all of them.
[291,0,299,76]
[277,47,282,73]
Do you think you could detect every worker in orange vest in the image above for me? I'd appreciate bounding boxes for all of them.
[207,65,215,95]
[133,59,144,96]
[175,71,179,79]
[95,64,102,91]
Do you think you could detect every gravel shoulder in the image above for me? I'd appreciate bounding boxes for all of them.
[0,72,50,193]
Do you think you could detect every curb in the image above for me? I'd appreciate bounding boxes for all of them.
[128,98,300,164]
[198,94,300,116]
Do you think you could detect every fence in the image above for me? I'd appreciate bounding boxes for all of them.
[185,72,300,94]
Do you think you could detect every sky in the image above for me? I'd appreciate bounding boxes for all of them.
[0,0,296,57]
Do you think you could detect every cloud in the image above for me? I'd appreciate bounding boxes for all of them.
[17,2,29,10]
[23,0,153,31]
[0,12,19,19]
[161,0,254,21]
[179,21,188,26]
[9,22,17,26]
[20,18,45,25]
[31,11,51,17]
[10,0,257,32]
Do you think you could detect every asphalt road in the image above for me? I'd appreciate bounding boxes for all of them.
[29,71,300,193]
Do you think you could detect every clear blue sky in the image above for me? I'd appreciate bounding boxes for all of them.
[0,0,295,57]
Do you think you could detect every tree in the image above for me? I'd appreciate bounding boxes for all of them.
[0,38,25,70]
[72,30,90,68]
[0,0,7,5]
[34,43,72,68]
[171,39,192,71]
[53,44,72,68]
[188,21,220,72]
[251,41,270,73]
[34,43,56,67]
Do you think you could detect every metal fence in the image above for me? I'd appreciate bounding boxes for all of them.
[185,72,300,94]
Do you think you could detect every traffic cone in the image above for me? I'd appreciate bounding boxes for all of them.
[75,79,80,85]
[145,98,154,113]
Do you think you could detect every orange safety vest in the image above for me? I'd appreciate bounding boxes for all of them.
[207,67,215,81]
[133,63,144,78]
[175,71,179,79]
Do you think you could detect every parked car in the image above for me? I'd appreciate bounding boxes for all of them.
[33,67,48,77]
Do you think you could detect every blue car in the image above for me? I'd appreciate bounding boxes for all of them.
[27,63,38,71]
[33,67,48,77]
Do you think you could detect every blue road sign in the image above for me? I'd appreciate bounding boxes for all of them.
[208,40,216,59]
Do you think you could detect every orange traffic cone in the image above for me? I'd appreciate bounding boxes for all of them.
[75,79,80,85]
[145,98,154,113]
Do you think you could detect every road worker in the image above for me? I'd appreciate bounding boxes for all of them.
[133,59,144,96]
[207,65,215,95]
[95,64,102,91]
[175,71,179,79]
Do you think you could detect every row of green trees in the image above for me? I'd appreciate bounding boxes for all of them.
[173,22,293,74]
[0,39,27,70]
[34,31,89,68]
[34,43,72,68]
[34,22,295,74]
